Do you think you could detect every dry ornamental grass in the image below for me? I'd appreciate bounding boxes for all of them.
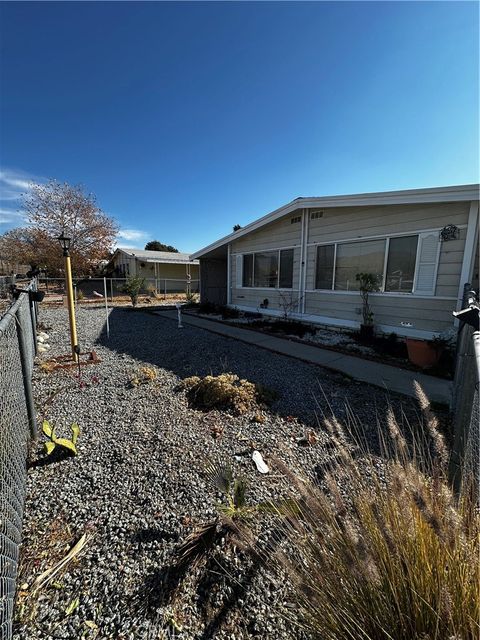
[255,384,480,640]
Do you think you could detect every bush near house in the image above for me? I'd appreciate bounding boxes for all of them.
[247,319,315,338]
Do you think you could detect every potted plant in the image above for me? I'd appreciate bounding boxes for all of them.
[356,272,381,341]
[406,328,456,369]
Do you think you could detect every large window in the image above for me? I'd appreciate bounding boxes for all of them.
[254,252,278,287]
[314,235,421,293]
[242,249,294,289]
[385,236,418,292]
[335,239,385,291]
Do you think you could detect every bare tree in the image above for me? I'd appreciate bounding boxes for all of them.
[0,181,118,275]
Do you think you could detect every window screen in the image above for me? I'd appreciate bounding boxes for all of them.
[334,239,385,291]
[254,252,278,287]
[242,254,253,287]
[279,249,294,288]
[315,244,335,289]
[385,235,418,292]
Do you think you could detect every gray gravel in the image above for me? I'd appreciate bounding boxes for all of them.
[15,305,420,640]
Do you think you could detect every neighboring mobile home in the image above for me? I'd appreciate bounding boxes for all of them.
[191,185,479,338]
[109,248,199,293]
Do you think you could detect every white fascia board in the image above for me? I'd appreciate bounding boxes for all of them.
[141,257,199,265]
[192,184,480,259]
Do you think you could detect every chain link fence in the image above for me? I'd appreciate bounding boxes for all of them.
[0,281,38,639]
[39,276,199,302]
[450,285,480,495]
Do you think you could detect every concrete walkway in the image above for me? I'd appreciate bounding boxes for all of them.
[155,310,452,405]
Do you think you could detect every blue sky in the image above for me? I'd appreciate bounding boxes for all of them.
[0,1,478,253]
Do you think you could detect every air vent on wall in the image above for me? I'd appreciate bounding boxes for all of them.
[290,216,301,224]
[310,210,324,220]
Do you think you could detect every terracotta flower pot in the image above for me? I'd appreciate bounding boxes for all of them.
[406,338,442,369]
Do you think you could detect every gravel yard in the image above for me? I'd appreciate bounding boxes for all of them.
[16,305,423,640]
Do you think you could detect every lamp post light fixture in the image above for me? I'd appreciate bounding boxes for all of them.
[57,232,79,361]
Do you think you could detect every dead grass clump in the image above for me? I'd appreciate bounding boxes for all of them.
[180,373,277,415]
[15,516,90,627]
[254,385,480,639]
[129,366,157,387]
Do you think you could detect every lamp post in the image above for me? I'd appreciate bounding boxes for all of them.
[58,232,78,362]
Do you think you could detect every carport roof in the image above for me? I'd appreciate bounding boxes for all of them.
[115,248,199,265]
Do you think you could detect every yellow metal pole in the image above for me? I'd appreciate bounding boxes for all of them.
[64,254,78,362]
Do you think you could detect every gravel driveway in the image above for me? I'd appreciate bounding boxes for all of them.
[15,305,421,640]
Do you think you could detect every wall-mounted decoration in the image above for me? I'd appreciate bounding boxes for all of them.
[440,224,459,241]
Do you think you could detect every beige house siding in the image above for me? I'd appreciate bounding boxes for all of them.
[232,288,302,311]
[224,200,476,336]
[307,201,469,244]
[231,211,303,252]
[303,292,455,333]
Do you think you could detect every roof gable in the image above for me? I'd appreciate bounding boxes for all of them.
[191,183,479,259]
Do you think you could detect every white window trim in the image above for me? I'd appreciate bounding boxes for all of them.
[238,248,295,290]
[231,243,298,254]
[312,231,441,296]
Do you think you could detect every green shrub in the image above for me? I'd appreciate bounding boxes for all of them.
[356,272,381,325]
[180,373,277,414]
[122,276,145,306]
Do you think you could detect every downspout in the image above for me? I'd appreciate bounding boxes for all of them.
[301,208,309,314]
[456,201,479,314]
[227,243,231,305]
[298,209,305,313]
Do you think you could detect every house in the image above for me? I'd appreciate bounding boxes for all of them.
[191,184,479,338]
[109,248,199,293]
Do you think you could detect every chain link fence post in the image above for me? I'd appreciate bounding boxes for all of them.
[0,280,38,638]
[449,285,480,496]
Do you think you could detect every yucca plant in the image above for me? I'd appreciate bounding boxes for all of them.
[174,463,293,574]
[254,383,479,640]
[42,420,80,457]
